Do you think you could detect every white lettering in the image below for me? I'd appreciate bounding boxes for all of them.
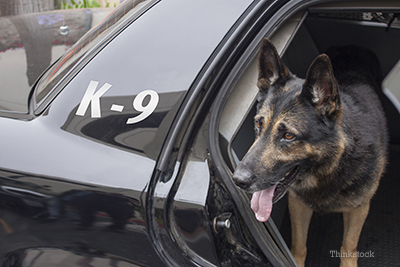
[110,104,124,112]
[76,80,112,118]
[330,250,375,258]
[126,90,159,124]
[76,82,159,124]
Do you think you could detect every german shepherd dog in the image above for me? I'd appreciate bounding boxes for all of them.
[232,38,388,267]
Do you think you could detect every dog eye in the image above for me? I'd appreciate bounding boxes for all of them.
[283,132,296,141]
[254,118,262,129]
[254,118,263,136]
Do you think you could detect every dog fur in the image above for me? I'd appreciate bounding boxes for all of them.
[232,38,388,267]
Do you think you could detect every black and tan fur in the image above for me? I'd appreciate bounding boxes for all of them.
[232,38,388,267]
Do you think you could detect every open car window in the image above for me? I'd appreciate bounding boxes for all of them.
[218,1,400,171]
[212,1,400,265]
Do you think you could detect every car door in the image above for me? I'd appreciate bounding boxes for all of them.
[0,0,256,266]
[160,0,400,266]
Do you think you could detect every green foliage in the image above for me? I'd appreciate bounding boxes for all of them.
[59,0,104,9]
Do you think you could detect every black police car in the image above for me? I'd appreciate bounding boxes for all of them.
[1,0,400,266]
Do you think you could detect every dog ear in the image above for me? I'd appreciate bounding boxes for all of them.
[302,54,340,119]
[257,38,290,92]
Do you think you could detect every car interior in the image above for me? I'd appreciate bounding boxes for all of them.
[217,1,400,265]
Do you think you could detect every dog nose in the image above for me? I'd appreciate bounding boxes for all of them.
[232,168,253,190]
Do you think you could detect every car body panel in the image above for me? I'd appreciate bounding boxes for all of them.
[0,0,254,266]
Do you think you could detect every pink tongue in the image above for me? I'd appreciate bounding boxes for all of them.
[251,184,277,222]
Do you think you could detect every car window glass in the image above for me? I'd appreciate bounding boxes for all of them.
[0,7,112,113]
[34,0,151,109]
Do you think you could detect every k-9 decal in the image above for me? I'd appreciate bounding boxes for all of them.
[76,80,159,125]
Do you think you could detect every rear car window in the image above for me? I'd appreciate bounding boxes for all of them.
[34,0,154,112]
[0,8,106,113]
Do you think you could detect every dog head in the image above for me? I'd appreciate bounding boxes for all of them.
[232,38,342,222]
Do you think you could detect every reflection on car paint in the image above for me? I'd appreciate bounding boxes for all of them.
[0,168,162,266]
